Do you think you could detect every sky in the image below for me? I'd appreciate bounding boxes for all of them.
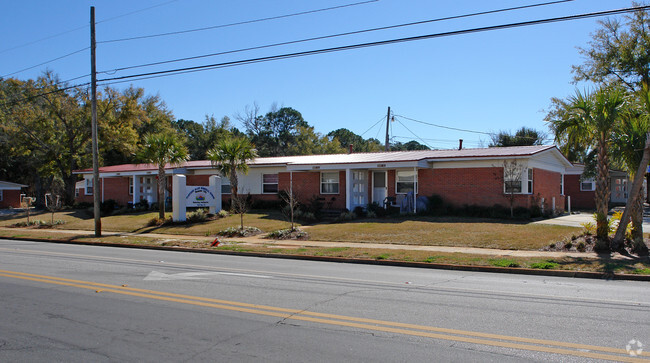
[0,0,638,150]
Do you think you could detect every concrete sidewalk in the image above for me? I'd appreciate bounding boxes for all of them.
[1,226,599,259]
[532,211,650,230]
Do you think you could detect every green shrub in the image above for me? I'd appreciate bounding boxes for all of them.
[489,259,520,268]
[530,261,560,269]
[147,217,171,227]
[217,209,229,218]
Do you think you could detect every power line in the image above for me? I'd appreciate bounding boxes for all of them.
[360,115,388,137]
[0,82,90,109]
[2,47,89,78]
[395,115,492,135]
[96,5,650,85]
[0,0,179,55]
[100,0,575,75]
[98,0,379,44]
[394,118,434,149]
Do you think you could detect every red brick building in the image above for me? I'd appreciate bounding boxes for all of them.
[74,145,573,214]
[0,181,28,209]
[563,164,630,210]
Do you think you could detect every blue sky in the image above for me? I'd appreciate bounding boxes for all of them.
[0,0,634,150]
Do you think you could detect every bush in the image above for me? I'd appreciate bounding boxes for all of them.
[147,216,171,226]
[352,206,366,218]
[489,259,520,268]
[266,228,309,240]
[187,208,209,223]
[336,210,356,222]
[217,209,229,218]
[366,202,388,218]
[134,200,150,211]
[250,199,283,210]
[530,261,560,269]
[100,199,120,216]
[217,226,262,237]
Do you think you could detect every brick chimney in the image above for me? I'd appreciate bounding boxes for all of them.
[458,139,463,150]
[349,144,354,154]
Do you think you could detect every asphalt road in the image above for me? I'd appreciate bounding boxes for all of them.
[0,239,648,362]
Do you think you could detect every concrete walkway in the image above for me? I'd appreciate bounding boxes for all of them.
[533,211,650,230]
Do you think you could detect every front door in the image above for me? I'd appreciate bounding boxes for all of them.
[350,170,367,210]
[372,171,387,205]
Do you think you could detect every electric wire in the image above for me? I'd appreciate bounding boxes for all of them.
[394,118,434,149]
[2,47,89,78]
[98,0,379,44]
[96,5,650,84]
[0,0,180,55]
[99,0,575,74]
[359,115,388,137]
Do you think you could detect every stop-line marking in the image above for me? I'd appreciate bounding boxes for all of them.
[0,269,647,362]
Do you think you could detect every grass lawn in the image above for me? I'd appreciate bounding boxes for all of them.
[0,209,293,235]
[307,216,581,250]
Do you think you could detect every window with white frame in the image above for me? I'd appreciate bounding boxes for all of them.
[503,167,535,194]
[221,179,231,194]
[85,178,93,195]
[321,172,339,194]
[580,179,595,191]
[0,190,3,201]
[128,177,134,195]
[560,174,564,195]
[262,174,279,193]
[396,170,417,194]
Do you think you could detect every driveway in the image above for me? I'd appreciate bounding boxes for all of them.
[533,211,650,230]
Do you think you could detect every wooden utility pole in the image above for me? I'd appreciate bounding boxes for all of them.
[384,106,390,151]
[90,6,101,237]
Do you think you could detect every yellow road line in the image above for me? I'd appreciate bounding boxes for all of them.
[1,247,647,309]
[0,269,647,362]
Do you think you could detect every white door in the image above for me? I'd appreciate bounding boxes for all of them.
[372,171,387,205]
[350,170,367,210]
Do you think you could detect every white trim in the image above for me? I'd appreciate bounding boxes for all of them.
[261,173,279,194]
[580,179,595,192]
[85,178,93,195]
[321,171,340,194]
[395,170,418,194]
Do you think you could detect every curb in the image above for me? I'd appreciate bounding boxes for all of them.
[5,236,650,282]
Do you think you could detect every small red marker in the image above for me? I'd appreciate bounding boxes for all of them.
[211,237,220,247]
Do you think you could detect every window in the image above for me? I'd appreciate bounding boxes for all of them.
[321,172,339,194]
[0,190,3,201]
[262,174,279,193]
[396,170,417,194]
[129,177,134,195]
[560,174,564,195]
[221,180,231,194]
[580,179,595,191]
[75,188,79,197]
[527,168,533,194]
[85,178,93,195]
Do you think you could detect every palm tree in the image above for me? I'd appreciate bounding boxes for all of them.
[550,86,625,245]
[207,137,257,229]
[139,132,189,219]
[207,137,257,198]
[610,108,650,254]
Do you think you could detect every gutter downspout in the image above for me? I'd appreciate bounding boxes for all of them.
[413,167,417,214]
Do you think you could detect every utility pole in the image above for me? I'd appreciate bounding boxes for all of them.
[90,6,101,237]
[384,106,391,151]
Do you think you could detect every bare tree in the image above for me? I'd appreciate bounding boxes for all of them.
[280,188,300,231]
[231,193,250,231]
[501,160,525,218]
[20,195,35,224]
[45,193,62,225]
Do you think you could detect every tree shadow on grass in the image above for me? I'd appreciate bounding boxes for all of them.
[550,253,650,275]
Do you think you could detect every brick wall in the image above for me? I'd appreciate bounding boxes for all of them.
[0,189,22,208]
[420,167,564,213]
[279,171,345,210]
[564,174,595,210]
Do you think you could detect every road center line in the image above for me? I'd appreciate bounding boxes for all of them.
[0,269,646,362]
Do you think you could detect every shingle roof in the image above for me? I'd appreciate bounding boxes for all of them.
[75,145,564,174]
[0,181,28,189]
